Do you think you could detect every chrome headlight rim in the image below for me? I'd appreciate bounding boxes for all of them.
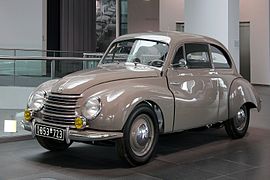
[82,97,102,120]
[27,90,47,111]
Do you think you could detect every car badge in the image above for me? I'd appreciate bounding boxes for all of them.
[58,86,64,93]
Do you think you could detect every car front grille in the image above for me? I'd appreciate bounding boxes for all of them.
[42,93,81,126]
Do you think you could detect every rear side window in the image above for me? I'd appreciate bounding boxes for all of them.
[185,44,211,69]
[210,45,231,69]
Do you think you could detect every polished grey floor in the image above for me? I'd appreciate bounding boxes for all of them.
[0,86,269,180]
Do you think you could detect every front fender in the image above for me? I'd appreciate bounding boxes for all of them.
[79,77,174,132]
[229,78,261,119]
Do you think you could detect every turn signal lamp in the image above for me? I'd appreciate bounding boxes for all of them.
[24,109,32,121]
[75,117,86,129]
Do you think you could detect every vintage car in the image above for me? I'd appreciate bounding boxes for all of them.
[22,32,261,166]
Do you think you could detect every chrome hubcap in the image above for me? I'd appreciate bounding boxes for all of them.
[234,108,247,131]
[130,114,154,157]
[136,124,149,146]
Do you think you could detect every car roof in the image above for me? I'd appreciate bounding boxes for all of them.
[113,31,237,73]
[115,31,225,48]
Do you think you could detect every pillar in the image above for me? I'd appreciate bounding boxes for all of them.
[185,0,240,70]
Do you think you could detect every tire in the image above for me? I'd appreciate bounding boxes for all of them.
[36,136,72,151]
[225,105,250,139]
[116,103,159,166]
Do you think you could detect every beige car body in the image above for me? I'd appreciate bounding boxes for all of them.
[22,32,261,142]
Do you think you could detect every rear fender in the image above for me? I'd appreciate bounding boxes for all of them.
[229,78,261,119]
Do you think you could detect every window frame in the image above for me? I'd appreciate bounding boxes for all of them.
[183,43,213,69]
[209,44,232,69]
[100,38,170,65]
[171,45,185,67]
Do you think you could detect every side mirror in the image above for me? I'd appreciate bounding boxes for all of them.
[179,59,187,67]
[171,58,187,68]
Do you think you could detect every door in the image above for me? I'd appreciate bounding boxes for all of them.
[240,22,250,82]
[210,44,236,122]
[167,44,219,131]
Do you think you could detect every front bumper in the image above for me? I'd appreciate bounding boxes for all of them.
[21,118,123,144]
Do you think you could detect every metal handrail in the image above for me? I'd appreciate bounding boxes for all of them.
[83,53,104,58]
[0,56,100,61]
[0,47,89,57]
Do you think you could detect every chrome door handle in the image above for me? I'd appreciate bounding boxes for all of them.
[209,71,218,75]
[170,82,181,86]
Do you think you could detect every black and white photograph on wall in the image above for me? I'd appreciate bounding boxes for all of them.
[96,0,116,52]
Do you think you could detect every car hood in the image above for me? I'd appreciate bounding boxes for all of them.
[51,64,160,94]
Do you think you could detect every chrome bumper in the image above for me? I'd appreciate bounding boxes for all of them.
[21,119,123,144]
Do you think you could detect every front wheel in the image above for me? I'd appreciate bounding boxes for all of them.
[36,136,72,151]
[225,105,250,139]
[116,103,159,166]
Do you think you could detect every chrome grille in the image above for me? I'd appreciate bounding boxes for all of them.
[42,93,81,126]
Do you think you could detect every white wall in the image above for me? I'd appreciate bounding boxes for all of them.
[228,0,240,71]
[184,0,229,49]
[0,87,34,109]
[159,0,184,31]
[185,0,229,47]
[240,0,270,85]
[0,0,43,110]
[0,0,43,49]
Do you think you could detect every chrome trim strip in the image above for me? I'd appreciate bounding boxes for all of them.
[170,82,181,86]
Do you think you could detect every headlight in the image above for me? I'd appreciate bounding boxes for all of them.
[82,97,101,120]
[27,90,46,111]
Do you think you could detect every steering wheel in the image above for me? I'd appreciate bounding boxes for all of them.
[149,59,164,67]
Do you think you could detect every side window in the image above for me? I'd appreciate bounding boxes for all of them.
[172,46,186,67]
[210,45,231,69]
[185,43,211,69]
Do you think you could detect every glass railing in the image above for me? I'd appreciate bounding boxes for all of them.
[0,50,103,139]
[0,55,102,87]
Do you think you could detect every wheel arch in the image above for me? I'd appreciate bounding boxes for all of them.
[122,100,165,134]
[228,77,261,119]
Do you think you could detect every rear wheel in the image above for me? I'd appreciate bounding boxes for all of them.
[225,105,249,139]
[36,136,72,151]
[116,103,159,166]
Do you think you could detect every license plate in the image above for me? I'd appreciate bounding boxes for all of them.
[35,124,64,141]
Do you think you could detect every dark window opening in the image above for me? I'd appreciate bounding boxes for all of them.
[185,44,211,69]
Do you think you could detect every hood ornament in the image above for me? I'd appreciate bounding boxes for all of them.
[58,86,64,93]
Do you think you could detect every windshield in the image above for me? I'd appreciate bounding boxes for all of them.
[101,39,169,68]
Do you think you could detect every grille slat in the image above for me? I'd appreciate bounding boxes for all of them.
[43,118,75,125]
[42,111,76,118]
[42,93,81,126]
[43,115,75,122]
[44,102,78,109]
[46,99,77,106]
[44,106,75,113]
